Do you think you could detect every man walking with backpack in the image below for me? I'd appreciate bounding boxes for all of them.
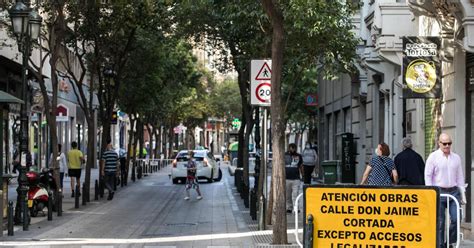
[302,142,318,184]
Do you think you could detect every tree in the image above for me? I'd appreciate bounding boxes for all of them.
[172,0,271,205]
[261,0,286,243]
[118,26,204,160]
[210,78,242,123]
[260,0,358,244]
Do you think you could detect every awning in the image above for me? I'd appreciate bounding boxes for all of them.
[0,90,23,104]
[0,55,46,81]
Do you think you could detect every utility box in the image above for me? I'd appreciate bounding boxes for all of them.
[321,160,340,184]
[340,133,356,183]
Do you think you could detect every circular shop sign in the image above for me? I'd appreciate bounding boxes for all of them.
[256,82,271,103]
[405,59,437,93]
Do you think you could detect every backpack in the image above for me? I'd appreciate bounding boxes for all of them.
[302,148,317,166]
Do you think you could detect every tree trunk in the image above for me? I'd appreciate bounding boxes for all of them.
[237,117,246,169]
[200,128,205,147]
[266,182,274,225]
[101,118,111,153]
[145,123,153,158]
[85,118,95,199]
[261,0,287,244]
[151,123,160,159]
[157,125,162,158]
[168,125,174,158]
[126,115,136,177]
[189,128,196,150]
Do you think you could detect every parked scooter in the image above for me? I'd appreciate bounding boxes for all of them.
[26,168,57,217]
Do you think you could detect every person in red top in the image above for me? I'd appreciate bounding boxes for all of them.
[184,150,202,200]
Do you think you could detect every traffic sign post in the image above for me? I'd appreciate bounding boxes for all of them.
[251,60,272,106]
[250,59,271,230]
[305,93,318,106]
[303,185,439,248]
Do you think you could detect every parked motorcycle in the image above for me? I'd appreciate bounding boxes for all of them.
[26,168,57,217]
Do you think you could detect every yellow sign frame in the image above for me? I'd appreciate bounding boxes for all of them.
[304,185,439,248]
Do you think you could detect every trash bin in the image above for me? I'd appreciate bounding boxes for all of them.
[321,160,340,184]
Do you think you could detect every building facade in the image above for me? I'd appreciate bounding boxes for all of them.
[318,0,474,232]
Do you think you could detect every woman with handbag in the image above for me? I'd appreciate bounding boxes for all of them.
[360,143,398,186]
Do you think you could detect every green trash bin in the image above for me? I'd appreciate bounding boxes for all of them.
[321,160,340,184]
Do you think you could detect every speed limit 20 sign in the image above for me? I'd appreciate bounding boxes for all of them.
[251,60,272,106]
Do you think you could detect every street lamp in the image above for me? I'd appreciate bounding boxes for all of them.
[9,0,42,231]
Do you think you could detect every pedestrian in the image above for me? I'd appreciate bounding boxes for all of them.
[67,141,84,197]
[49,144,67,193]
[425,133,465,247]
[101,140,119,200]
[118,147,127,186]
[184,150,203,200]
[302,142,318,184]
[285,143,303,213]
[360,143,398,185]
[394,137,425,185]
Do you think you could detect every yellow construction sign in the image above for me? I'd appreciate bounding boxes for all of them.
[304,186,439,248]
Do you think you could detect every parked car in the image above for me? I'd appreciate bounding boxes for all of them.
[229,152,272,175]
[171,150,222,184]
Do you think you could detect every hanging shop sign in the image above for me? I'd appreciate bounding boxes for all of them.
[402,37,441,98]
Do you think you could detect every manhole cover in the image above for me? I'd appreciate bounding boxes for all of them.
[165,222,198,226]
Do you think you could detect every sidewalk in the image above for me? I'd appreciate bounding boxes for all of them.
[4,167,111,234]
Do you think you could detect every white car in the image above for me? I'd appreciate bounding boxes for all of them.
[171,150,221,184]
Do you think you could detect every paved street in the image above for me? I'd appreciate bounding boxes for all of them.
[1,165,260,247]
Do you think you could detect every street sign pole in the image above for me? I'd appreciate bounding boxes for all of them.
[251,59,271,230]
[259,107,268,230]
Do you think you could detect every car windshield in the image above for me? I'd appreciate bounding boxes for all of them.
[176,151,206,162]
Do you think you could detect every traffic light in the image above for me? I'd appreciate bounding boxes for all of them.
[111,111,118,124]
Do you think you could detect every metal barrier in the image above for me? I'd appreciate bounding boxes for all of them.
[440,193,463,248]
[294,193,303,247]
[131,159,174,181]
[294,193,464,248]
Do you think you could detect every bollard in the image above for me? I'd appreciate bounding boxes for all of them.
[99,176,104,198]
[243,183,249,208]
[23,191,29,231]
[137,162,142,179]
[7,201,14,236]
[124,169,128,186]
[250,188,257,220]
[75,184,80,209]
[82,183,86,206]
[305,214,314,248]
[131,161,136,182]
[57,191,62,217]
[47,191,53,221]
[235,168,243,193]
[94,180,99,200]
